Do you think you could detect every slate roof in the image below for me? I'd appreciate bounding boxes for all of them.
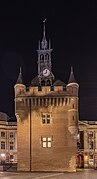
[0,112,10,121]
[16,67,23,84]
[68,66,76,84]
[31,76,39,86]
[53,80,65,86]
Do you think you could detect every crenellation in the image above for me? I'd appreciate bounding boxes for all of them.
[25,85,72,96]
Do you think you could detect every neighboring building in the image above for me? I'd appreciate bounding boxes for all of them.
[77,120,97,169]
[0,112,17,164]
[14,21,79,172]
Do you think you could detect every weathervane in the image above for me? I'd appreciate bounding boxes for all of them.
[43,18,47,23]
[43,18,47,37]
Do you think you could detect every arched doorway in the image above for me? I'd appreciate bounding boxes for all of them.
[77,154,84,168]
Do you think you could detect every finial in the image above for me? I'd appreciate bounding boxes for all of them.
[71,66,73,73]
[16,66,23,84]
[67,66,76,84]
[20,66,22,74]
[49,39,51,49]
[43,18,47,37]
[38,40,40,50]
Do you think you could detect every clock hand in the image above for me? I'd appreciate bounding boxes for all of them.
[44,69,47,74]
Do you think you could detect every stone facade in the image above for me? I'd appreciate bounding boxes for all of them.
[14,22,79,172]
[77,120,97,169]
[0,112,17,164]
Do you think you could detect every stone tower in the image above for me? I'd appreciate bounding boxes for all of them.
[14,21,79,172]
[37,19,54,86]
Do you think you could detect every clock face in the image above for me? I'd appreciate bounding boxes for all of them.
[43,69,50,77]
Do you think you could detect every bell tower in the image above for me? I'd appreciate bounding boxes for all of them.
[37,19,54,86]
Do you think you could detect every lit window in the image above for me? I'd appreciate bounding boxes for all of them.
[1,153,5,157]
[1,132,5,138]
[10,132,14,138]
[1,141,5,150]
[42,113,51,124]
[42,137,52,148]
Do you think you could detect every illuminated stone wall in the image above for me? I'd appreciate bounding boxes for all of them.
[0,112,17,164]
[78,121,97,168]
[15,85,78,172]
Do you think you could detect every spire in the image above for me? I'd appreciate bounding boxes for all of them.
[16,67,23,84]
[43,18,46,38]
[41,18,48,49]
[68,66,76,84]
[38,40,40,50]
[49,39,51,49]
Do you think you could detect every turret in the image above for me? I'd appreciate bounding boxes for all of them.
[66,66,79,96]
[14,67,26,121]
[14,67,26,97]
[67,66,79,138]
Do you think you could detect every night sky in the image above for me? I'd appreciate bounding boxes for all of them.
[0,1,97,120]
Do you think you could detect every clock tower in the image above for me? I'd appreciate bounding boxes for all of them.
[37,19,54,86]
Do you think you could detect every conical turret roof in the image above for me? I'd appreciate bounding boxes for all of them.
[68,66,76,84]
[16,67,23,84]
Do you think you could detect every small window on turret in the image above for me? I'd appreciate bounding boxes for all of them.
[73,116,75,120]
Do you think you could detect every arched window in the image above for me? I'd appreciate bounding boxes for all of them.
[40,54,44,61]
[45,54,49,61]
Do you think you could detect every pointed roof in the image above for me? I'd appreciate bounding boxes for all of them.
[41,19,48,50]
[68,66,76,84]
[16,67,23,84]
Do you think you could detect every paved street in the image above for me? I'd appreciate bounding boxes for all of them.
[0,169,97,179]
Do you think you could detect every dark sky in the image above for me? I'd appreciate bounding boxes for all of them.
[0,1,97,120]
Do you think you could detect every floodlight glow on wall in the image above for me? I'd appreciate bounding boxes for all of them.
[1,153,6,157]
